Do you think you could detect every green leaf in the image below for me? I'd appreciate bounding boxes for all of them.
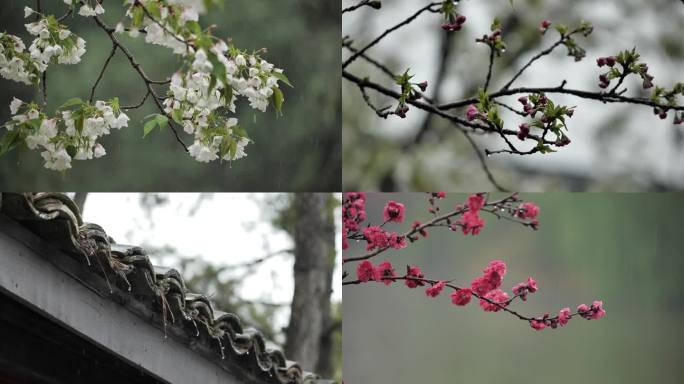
[491,17,502,32]
[272,72,293,88]
[232,125,249,140]
[143,119,157,138]
[59,97,83,109]
[142,114,168,138]
[272,87,284,117]
[155,114,168,127]
[131,6,144,28]
[228,138,237,160]
[171,109,183,124]
[0,130,21,156]
[186,21,202,36]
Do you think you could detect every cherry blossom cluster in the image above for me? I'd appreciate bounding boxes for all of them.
[439,1,466,32]
[118,0,288,163]
[2,97,129,171]
[0,0,288,170]
[0,32,39,85]
[0,11,85,86]
[25,16,86,66]
[343,193,605,332]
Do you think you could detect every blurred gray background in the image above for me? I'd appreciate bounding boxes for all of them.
[343,193,684,383]
[0,0,340,191]
[343,0,684,191]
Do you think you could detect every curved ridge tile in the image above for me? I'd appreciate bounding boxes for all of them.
[0,193,322,383]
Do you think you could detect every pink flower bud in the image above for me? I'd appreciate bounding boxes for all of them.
[517,123,530,140]
[539,20,551,34]
[605,56,616,66]
[417,81,428,92]
[466,104,479,121]
[596,57,606,67]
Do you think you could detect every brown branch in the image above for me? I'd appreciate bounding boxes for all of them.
[342,2,441,69]
[89,44,117,103]
[501,28,584,91]
[342,275,590,325]
[91,13,187,152]
[122,90,151,110]
[343,193,520,263]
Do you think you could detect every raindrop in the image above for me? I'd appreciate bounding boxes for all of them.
[217,337,225,360]
[192,319,200,336]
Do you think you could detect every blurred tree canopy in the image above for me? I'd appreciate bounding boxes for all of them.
[0,0,340,191]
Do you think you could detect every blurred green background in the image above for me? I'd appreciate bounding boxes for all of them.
[0,0,340,191]
[343,193,684,383]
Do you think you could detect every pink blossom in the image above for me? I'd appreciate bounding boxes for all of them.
[480,289,509,312]
[356,260,376,282]
[426,281,446,298]
[517,202,540,219]
[383,200,405,223]
[466,194,485,211]
[558,307,571,327]
[363,226,389,251]
[466,104,479,121]
[404,265,425,288]
[376,261,396,285]
[458,211,485,235]
[590,300,606,320]
[485,260,507,277]
[539,19,551,33]
[388,232,407,249]
[577,302,605,320]
[450,288,472,306]
[470,275,494,296]
[526,277,538,292]
[471,260,507,295]
[435,192,446,198]
[530,320,546,330]
[577,303,590,316]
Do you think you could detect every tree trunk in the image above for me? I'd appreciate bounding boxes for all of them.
[285,193,334,376]
[73,192,88,215]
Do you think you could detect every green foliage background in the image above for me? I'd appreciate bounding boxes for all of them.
[0,0,340,191]
[343,193,684,383]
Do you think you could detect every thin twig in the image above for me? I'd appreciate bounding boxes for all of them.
[461,131,508,192]
[484,46,495,91]
[501,29,581,91]
[89,44,118,103]
[342,2,441,69]
[91,13,187,152]
[122,90,151,110]
[342,0,376,14]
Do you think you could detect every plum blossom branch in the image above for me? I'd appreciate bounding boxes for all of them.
[342,192,606,332]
